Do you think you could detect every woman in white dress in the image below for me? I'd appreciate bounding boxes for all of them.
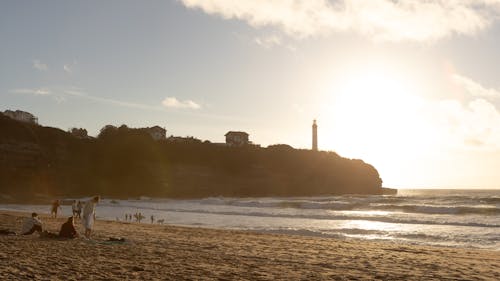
[82,196,100,238]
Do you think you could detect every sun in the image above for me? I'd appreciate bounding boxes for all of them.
[320,65,436,186]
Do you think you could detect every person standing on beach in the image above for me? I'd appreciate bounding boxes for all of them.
[150,215,154,224]
[51,200,61,218]
[82,196,100,239]
[76,200,83,218]
[71,200,78,217]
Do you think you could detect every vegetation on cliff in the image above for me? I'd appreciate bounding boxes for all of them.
[0,114,382,198]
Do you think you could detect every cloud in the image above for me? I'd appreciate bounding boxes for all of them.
[63,64,72,73]
[63,89,164,110]
[180,0,500,42]
[162,97,201,109]
[432,74,500,149]
[11,86,202,112]
[254,35,282,48]
[452,74,500,98]
[33,60,48,71]
[11,88,50,95]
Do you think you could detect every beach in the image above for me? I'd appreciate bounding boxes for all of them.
[0,211,498,280]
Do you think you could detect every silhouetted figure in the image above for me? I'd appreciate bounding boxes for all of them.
[76,200,83,218]
[150,215,154,224]
[82,196,100,239]
[59,216,78,238]
[71,200,78,217]
[22,213,43,235]
[51,200,61,218]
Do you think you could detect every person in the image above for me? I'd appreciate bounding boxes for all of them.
[71,200,78,217]
[150,215,154,224]
[82,196,100,239]
[76,200,83,219]
[59,216,79,238]
[21,212,43,235]
[51,200,61,218]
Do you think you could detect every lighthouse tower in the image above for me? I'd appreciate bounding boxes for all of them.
[312,119,318,151]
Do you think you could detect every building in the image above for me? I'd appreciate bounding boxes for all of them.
[3,110,38,124]
[312,119,318,151]
[225,131,249,146]
[145,126,167,141]
[69,128,89,139]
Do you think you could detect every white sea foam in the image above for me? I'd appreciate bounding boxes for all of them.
[1,189,499,250]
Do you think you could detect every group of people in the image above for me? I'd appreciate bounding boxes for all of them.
[125,212,147,223]
[72,200,84,218]
[124,213,159,224]
[51,200,84,219]
[23,196,100,239]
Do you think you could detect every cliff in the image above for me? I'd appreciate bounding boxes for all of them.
[0,114,383,199]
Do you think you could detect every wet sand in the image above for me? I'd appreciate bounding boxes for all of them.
[0,211,498,280]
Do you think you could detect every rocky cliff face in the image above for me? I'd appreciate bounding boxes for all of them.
[0,113,382,199]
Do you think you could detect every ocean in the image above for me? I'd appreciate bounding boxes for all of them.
[1,189,498,250]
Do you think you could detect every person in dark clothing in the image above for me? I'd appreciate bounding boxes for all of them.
[51,200,61,218]
[59,216,79,239]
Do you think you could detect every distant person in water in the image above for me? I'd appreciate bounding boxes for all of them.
[21,212,43,235]
[76,200,83,218]
[150,215,154,224]
[51,200,61,218]
[82,196,100,239]
[59,216,79,239]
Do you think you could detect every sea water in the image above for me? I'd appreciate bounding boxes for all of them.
[1,189,498,250]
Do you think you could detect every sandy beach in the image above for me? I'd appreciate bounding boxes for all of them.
[0,211,498,280]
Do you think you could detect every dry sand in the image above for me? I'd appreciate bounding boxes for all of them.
[0,211,498,280]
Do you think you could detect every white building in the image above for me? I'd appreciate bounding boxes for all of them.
[3,110,38,124]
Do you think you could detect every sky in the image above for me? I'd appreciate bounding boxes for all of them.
[2,0,500,189]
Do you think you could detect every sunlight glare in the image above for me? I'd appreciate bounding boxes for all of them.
[322,65,438,186]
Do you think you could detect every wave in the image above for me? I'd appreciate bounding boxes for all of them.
[178,196,500,216]
[101,202,500,228]
[368,204,500,215]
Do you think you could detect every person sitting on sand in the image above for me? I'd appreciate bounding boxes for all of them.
[82,196,100,239]
[59,216,79,239]
[21,212,43,235]
[51,200,61,218]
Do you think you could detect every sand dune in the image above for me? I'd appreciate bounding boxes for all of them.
[0,211,498,280]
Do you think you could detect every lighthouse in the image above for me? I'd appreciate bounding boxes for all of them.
[312,119,318,151]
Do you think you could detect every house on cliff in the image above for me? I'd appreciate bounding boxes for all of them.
[225,131,249,146]
[2,110,38,124]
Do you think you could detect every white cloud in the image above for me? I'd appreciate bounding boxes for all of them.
[33,60,48,71]
[432,74,500,149]
[180,0,500,42]
[452,74,500,98]
[11,88,50,95]
[254,35,282,48]
[63,64,72,73]
[10,86,164,110]
[162,97,201,109]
